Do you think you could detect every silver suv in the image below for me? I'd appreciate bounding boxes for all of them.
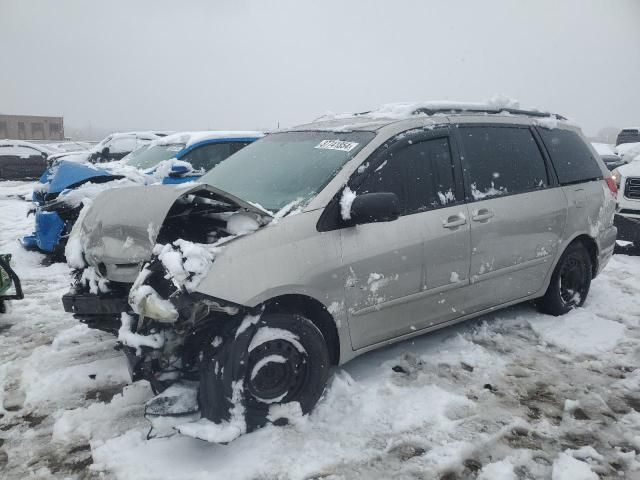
[64,105,617,440]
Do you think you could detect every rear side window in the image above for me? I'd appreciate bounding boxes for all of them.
[357,137,456,215]
[458,126,548,200]
[538,128,602,184]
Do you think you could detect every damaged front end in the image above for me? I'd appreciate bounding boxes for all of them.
[119,240,265,441]
[120,240,246,393]
[63,183,268,336]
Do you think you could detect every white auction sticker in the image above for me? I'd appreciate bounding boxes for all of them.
[315,140,359,152]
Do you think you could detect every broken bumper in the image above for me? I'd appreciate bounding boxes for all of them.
[62,291,128,334]
[21,210,66,253]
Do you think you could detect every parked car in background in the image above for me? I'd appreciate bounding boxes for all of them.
[22,131,263,257]
[63,102,616,441]
[47,131,166,166]
[592,142,624,171]
[612,160,640,248]
[616,127,640,146]
[0,140,60,179]
[616,142,640,164]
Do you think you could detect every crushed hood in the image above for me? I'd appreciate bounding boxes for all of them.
[78,183,271,268]
[46,161,120,195]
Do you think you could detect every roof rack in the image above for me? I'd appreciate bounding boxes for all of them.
[410,107,567,120]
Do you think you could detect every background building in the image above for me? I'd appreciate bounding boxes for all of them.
[0,114,64,140]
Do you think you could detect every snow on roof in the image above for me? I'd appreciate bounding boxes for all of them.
[310,96,564,130]
[155,131,264,148]
[591,142,617,156]
[0,139,59,154]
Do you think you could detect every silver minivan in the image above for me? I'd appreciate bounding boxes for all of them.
[64,105,617,440]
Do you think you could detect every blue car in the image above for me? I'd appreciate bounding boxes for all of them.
[22,131,263,257]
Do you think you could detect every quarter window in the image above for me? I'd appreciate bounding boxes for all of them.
[458,126,548,200]
[357,137,456,215]
[538,128,602,184]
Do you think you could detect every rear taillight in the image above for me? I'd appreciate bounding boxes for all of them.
[605,176,618,197]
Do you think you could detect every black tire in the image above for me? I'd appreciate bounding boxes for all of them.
[199,313,330,433]
[536,242,592,316]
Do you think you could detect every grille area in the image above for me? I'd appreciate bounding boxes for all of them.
[625,177,640,200]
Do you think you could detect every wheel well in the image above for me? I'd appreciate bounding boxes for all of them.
[570,234,598,277]
[262,294,340,365]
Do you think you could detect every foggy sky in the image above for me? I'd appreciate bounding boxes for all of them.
[1,0,639,139]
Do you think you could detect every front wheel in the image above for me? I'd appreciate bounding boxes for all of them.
[536,242,592,316]
[199,313,330,434]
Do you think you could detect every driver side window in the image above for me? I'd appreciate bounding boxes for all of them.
[356,136,456,216]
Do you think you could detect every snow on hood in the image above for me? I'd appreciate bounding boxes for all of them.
[617,158,640,178]
[44,161,119,195]
[592,143,617,156]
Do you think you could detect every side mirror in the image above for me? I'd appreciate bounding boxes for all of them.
[349,192,400,225]
[169,164,191,177]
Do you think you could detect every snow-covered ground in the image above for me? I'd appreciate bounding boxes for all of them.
[1,180,640,479]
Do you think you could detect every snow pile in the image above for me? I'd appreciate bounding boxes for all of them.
[249,327,306,354]
[118,312,165,355]
[147,158,198,182]
[177,381,247,443]
[318,96,558,123]
[591,142,616,156]
[154,131,264,148]
[552,451,598,480]
[616,142,640,163]
[80,266,110,294]
[55,176,145,208]
[226,212,261,235]
[153,239,218,292]
[340,186,357,220]
[529,309,626,356]
[64,200,92,268]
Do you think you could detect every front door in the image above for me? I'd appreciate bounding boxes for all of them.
[341,128,471,349]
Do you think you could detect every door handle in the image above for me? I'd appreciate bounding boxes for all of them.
[442,214,467,229]
[472,208,494,222]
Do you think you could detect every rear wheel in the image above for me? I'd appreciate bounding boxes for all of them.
[536,242,592,316]
[199,313,330,433]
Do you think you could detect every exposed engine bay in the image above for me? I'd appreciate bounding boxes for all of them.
[65,185,270,391]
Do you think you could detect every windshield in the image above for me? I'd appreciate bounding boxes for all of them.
[125,143,186,169]
[200,131,375,211]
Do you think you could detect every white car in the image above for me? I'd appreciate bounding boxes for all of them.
[613,159,640,247]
